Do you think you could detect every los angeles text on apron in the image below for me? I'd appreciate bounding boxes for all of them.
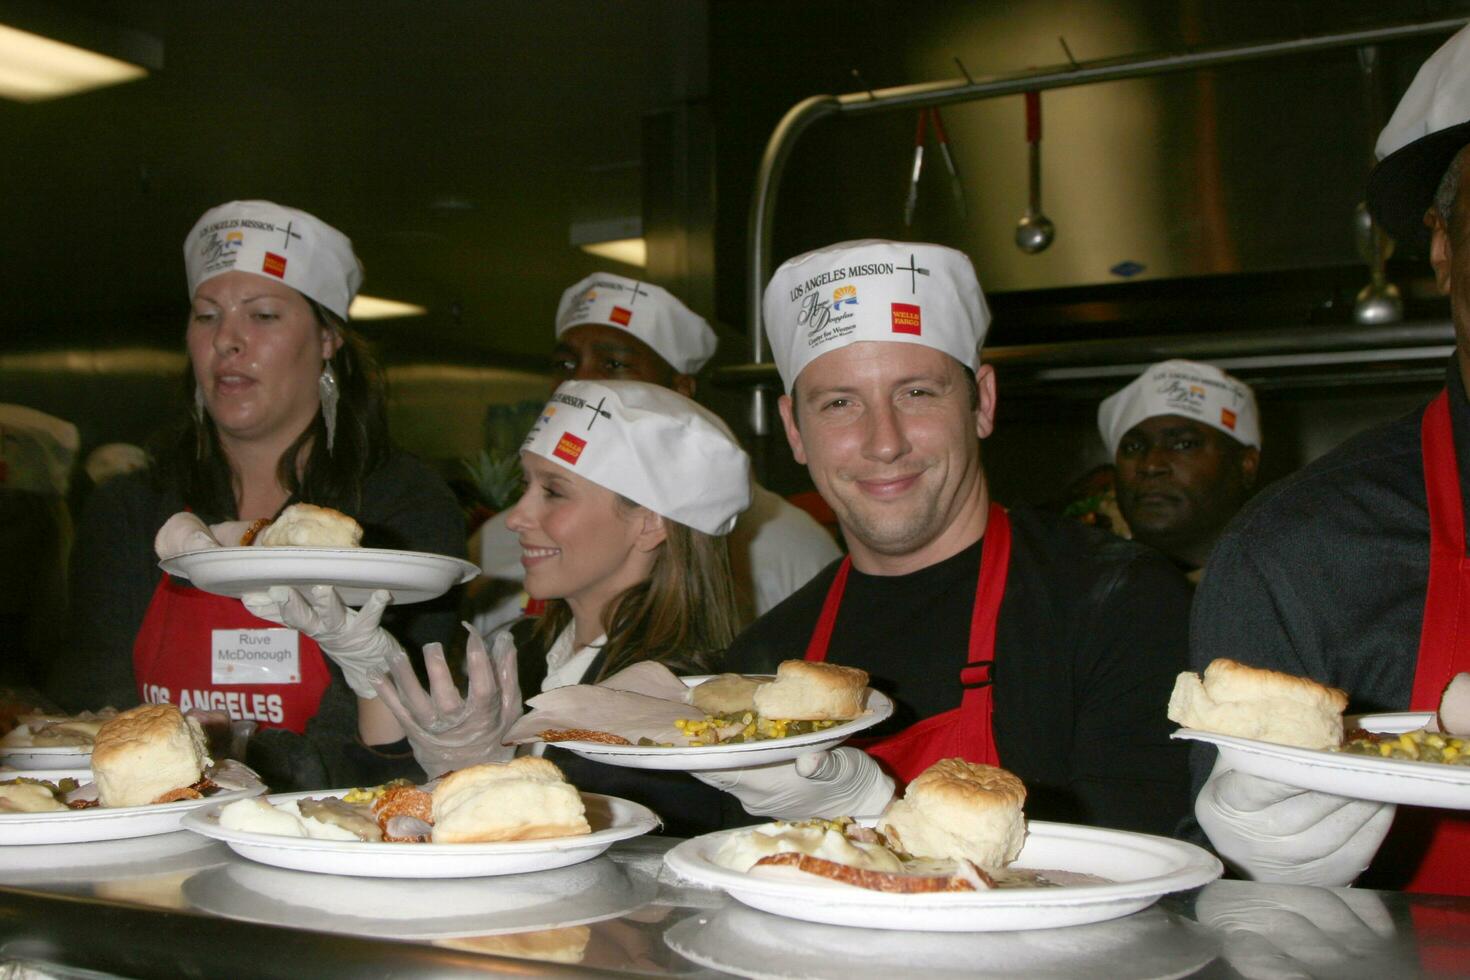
[132,574,332,734]
[1393,390,1470,895]
[804,502,1011,784]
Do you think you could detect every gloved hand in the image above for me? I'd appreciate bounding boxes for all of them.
[693,747,895,819]
[1195,756,1396,886]
[369,624,522,778]
[241,585,401,699]
[1195,879,1397,979]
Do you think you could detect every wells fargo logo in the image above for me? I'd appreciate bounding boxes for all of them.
[609,306,633,326]
[1220,408,1237,430]
[553,432,587,464]
[262,252,287,278]
[890,302,921,335]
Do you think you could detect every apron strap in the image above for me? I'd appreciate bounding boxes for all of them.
[803,557,852,664]
[1414,391,1467,708]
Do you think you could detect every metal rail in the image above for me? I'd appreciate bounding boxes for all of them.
[742,17,1467,432]
[714,319,1455,393]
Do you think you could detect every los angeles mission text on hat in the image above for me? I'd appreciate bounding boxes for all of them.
[200,218,284,234]
[788,262,895,301]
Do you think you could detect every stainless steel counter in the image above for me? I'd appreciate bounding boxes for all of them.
[0,832,1463,978]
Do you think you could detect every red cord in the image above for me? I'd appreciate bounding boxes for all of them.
[1024,91,1041,144]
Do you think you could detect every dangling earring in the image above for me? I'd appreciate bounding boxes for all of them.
[192,384,208,459]
[319,362,340,455]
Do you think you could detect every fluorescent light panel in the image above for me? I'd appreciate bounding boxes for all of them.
[580,238,647,267]
[349,295,428,320]
[0,24,147,102]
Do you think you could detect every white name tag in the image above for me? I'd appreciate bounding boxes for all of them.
[212,629,301,685]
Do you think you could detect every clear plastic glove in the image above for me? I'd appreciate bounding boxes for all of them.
[241,585,401,699]
[1195,879,1397,979]
[1195,756,1396,886]
[693,747,895,819]
[369,624,521,778]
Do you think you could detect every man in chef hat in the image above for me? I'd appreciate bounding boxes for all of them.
[1098,360,1261,576]
[472,271,839,630]
[0,405,79,687]
[1188,25,1470,895]
[697,240,1193,833]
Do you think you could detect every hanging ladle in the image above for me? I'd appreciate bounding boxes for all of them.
[1015,90,1055,254]
[1351,47,1401,325]
[1353,201,1402,324]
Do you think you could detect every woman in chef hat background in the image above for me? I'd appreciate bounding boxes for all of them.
[513,380,750,685]
[371,379,753,834]
[52,200,464,791]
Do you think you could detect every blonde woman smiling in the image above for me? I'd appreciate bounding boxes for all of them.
[375,380,755,834]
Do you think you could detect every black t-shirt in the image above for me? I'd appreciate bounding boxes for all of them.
[727,505,1194,838]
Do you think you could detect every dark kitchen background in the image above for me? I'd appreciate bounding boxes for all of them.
[4,0,1466,506]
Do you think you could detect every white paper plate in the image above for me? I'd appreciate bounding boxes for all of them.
[182,790,659,878]
[1173,712,1470,810]
[664,904,1219,979]
[0,745,92,770]
[159,547,480,605]
[0,830,227,883]
[0,774,263,846]
[557,681,895,772]
[663,821,1221,932]
[183,854,653,939]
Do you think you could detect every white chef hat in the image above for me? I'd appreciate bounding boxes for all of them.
[761,240,990,391]
[1098,360,1260,456]
[85,443,148,485]
[184,200,365,320]
[521,380,751,536]
[555,273,718,375]
[0,404,79,497]
[1368,25,1470,252]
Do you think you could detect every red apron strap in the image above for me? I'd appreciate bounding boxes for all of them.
[1415,391,1469,707]
[1400,391,1470,895]
[804,557,852,664]
[820,503,1012,781]
[960,502,1010,692]
[955,504,1010,768]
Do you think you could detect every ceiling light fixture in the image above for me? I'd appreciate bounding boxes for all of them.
[580,238,647,267]
[571,218,646,269]
[349,295,428,320]
[0,23,150,102]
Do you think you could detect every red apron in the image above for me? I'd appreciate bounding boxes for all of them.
[132,574,332,734]
[1395,391,1470,894]
[804,502,1010,784]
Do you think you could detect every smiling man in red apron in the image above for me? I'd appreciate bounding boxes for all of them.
[1190,26,1470,896]
[701,241,1194,837]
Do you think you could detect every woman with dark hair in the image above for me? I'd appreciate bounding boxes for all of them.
[373,379,753,834]
[51,200,463,790]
